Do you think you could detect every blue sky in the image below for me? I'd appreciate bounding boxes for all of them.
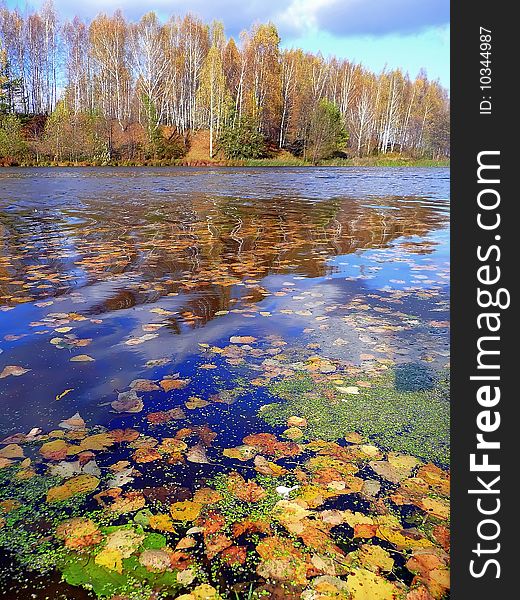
[6,0,450,88]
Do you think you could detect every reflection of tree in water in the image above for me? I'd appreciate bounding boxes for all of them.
[0,194,448,327]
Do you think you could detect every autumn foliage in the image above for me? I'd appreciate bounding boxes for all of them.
[0,5,449,164]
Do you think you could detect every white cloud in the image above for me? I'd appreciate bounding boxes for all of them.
[16,0,448,38]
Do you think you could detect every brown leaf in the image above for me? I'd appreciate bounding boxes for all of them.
[133,447,162,463]
[109,491,146,514]
[39,439,70,461]
[229,336,257,344]
[160,378,190,392]
[186,444,209,464]
[0,444,24,459]
[130,379,160,392]
[111,390,143,413]
[147,407,186,424]
[220,545,247,565]
[232,519,271,538]
[110,428,140,443]
[0,365,30,378]
[193,425,217,446]
[227,472,267,503]
[205,533,233,560]
[55,517,102,551]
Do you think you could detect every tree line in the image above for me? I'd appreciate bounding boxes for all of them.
[0,2,450,164]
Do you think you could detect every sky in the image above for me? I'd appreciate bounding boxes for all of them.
[5,0,450,88]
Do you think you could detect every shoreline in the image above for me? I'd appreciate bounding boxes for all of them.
[0,158,450,169]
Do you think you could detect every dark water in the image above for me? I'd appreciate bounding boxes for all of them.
[0,167,450,599]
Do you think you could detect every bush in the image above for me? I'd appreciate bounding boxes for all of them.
[306,99,348,164]
[217,115,266,159]
[0,113,27,158]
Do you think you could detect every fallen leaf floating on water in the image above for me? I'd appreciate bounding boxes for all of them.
[47,460,82,478]
[283,426,304,440]
[110,428,140,443]
[175,584,220,600]
[169,501,202,522]
[149,513,176,532]
[158,438,187,454]
[185,396,210,409]
[39,439,69,461]
[111,390,143,413]
[133,447,162,463]
[192,488,222,504]
[223,445,257,462]
[287,416,308,428]
[147,407,186,424]
[229,335,257,344]
[69,354,94,362]
[130,379,160,392]
[160,377,190,391]
[227,472,267,503]
[55,517,102,551]
[0,458,14,469]
[55,388,74,401]
[346,568,402,600]
[0,444,24,459]
[145,358,171,368]
[77,433,115,452]
[220,545,247,566]
[139,549,172,573]
[193,425,217,446]
[46,474,100,502]
[0,365,30,378]
[94,548,123,573]
[254,455,287,477]
[358,544,395,573]
[104,528,145,558]
[125,333,159,346]
[108,491,146,514]
[186,444,209,464]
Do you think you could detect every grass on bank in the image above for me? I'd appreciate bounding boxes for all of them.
[3,155,450,168]
[2,130,449,167]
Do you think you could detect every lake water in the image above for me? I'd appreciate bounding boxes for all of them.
[0,167,450,599]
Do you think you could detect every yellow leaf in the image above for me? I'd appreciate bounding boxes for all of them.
[78,433,115,452]
[95,547,123,573]
[55,389,74,401]
[359,545,394,573]
[104,528,145,558]
[185,396,210,410]
[158,438,187,454]
[223,445,257,461]
[419,497,450,520]
[39,439,70,460]
[347,568,401,600]
[192,488,222,504]
[376,526,433,550]
[47,474,100,502]
[149,514,176,532]
[0,444,24,459]
[170,501,202,522]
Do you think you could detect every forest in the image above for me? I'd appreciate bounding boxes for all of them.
[0,2,450,166]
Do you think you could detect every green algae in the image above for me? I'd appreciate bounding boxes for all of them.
[210,473,295,530]
[261,370,450,465]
